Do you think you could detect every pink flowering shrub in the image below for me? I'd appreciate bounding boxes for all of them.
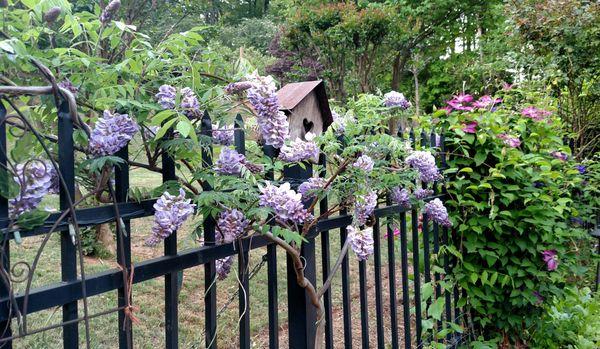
[437,87,591,342]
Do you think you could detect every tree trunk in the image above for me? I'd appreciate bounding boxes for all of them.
[412,66,420,117]
[391,49,409,91]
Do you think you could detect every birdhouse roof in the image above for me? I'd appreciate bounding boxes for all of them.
[277,80,333,128]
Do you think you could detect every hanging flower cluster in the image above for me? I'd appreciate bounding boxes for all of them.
[278,138,319,162]
[405,151,440,183]
[383,91,411,109]
[58,79,78,96]
[541,249,558,271]
[424,198,452,227]
[216,256,234,280]
[217,209,249,243]
[259,182,311,224]
[352,155,374,172]
[146,189,195,246]
[214,209,249,279]
[9,161,59,217]
[498,134,521,148]
[391,187,411,209]
[212,125,234,146]
[298,177,327,200]
[354,191,377,226]
[214,148,246,176]
[100,0,121,24]
[521,106,552,122]
[226,72,289,148]
[414,188,434,199]
[88,110,139,156]
[347,226,374,261]
[155,85,200,117]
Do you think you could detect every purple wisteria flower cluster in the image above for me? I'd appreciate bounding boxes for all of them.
[298,177,327,200]
[383,91,411,109]
[347,226,374,261]
[217,209,249,243]
[226,72,289,148]
[391,187,411,209]
[214,148,246,176]
[146,189,195,246]
[354,191,377,226]
[352,155,374,172]
[331,111,348,135]
[414,188,434,199]
[259,182,311,224]
[498,134,521,148]
[278,138,319,162]
[100,0,121,24]
[216,256,234,280]
[214,209,249,279]
[9,161,59,217]
[541,249,558,271]
[155,85,201,118]
[58,79,78,96]
[424,198,452,227]
[212,125,234,146]
[521,106,552,122]
[405,151,440,183]
[88,110,139,157]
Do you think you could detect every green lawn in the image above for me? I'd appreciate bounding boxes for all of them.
[8,169,421,348]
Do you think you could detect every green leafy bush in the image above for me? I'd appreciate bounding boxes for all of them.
[436,87,594,344]
[532,287,600,349]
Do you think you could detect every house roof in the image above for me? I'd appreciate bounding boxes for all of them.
[277,80,333,129]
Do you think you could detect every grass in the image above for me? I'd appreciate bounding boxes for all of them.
[8,168,424,348]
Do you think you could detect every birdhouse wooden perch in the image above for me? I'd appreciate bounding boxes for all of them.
[277,80,333,141]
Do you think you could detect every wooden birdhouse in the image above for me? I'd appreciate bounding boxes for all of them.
[277,80,333,141]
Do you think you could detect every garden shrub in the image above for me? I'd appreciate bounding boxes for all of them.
[435,87,595,344]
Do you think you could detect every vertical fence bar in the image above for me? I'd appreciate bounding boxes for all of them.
[358,259,369,348]
[115,145,133,349]
[162,130,179,349]
[201,113,217,349]
[372,214,385,349]
[0,101,11,349]
[386,211,399,348]
[442,226,452,341]
[411,209,422,347]
[57,99,78,349]
[285,162,317,349]
[263,144,278,349]
[234,115,251,349]
[340,216,353,349]
[399,212,411,349]
[318,154,334,349]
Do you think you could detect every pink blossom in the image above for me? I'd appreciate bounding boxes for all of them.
[472,95,502,109]
[447,94,474,111]
[498,134,521,148]
[461,121,478,134]
[502,82,513,90]
[541,250,558,271]
[521,106,552,122]
[384,227,400,239]
[550,151,568,161]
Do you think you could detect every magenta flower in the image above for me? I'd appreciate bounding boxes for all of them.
[447,94,474,111]
[550,151,568,161]
[521,106,552,122]
[461,121,478,134]
[502,82,513,90]
[472,95,502,109]
[384,227,400,239]
[541,250,558,271]
[498,133,521,148]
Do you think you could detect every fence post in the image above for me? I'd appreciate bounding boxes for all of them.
[284,163,317,349]
[0,100,12,349]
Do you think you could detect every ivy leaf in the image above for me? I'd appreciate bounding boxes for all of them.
[0,169,20,199]
[428,297,445,321]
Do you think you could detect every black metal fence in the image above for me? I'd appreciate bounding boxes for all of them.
[0,92,462,348]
